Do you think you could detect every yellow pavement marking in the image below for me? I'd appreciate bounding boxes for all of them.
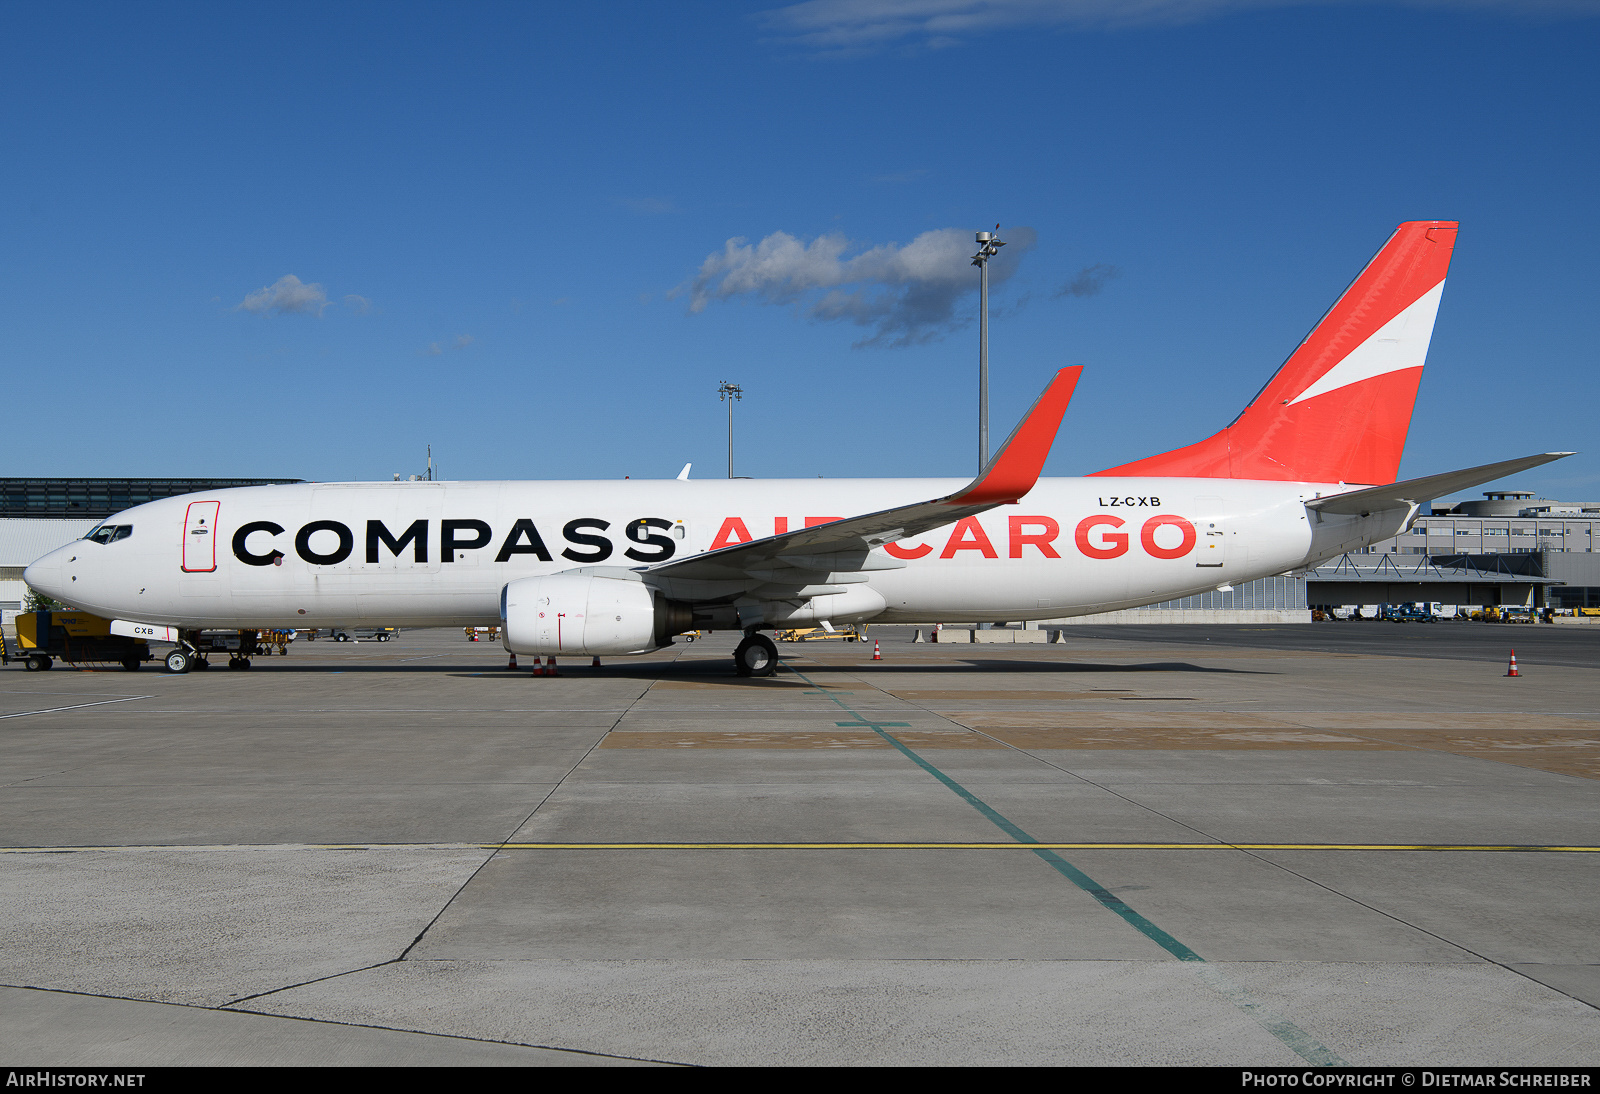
[490,842,1600,852]
[6,842,1598,853]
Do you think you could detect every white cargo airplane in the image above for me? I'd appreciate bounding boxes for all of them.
[24,221,1570,675]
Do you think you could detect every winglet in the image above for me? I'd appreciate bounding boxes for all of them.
[947,366,1082,506]
[642,366,1083,579]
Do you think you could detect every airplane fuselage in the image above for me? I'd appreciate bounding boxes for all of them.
[24,477,1401,632]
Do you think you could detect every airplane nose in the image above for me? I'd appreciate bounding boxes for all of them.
[22,549,67,603]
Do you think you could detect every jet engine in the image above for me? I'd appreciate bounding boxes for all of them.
[501,573,691,655]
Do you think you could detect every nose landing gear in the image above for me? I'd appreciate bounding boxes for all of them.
[163,643,210,673]
[733,632,779,677]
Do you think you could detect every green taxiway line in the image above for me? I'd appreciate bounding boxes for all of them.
[487,842,1600,852]
[778,663,1355,1061]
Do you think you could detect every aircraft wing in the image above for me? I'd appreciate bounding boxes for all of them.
[1306,452,1575,516]
[642,367,1081,589]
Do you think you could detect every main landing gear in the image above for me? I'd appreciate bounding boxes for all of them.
[733,632,778,678]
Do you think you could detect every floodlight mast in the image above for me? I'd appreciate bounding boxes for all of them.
[972,226,1006,471]
[718,381,743,478]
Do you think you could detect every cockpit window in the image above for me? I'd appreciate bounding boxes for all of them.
[84,524,132,544]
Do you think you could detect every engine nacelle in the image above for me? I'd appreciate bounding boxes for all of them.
[502,573,685,655]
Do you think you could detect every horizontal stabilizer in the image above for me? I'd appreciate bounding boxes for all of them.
[1307,452,1575,516]
[647,367,1082,582]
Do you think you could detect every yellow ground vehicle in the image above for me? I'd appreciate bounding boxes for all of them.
[3,610,151,672]
[777,626,866,642]
[256,629,295,655]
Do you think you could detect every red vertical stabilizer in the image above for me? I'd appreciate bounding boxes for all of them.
[1094,221,1458,485]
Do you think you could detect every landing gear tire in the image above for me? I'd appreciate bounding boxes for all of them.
[193,656,211,671]
[165,649,191,674]
[335,633,350,642]
[122,656,141,672]
[733,633,779,678]
[25,654,52,672]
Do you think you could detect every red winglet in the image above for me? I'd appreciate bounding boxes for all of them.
[947,366,1081,506]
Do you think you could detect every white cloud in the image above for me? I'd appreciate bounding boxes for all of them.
[237,274,329,316]
[1054,263,1120,298]
[761,0,1595,52]
[420,334,474,356]
[676,226,1036,348]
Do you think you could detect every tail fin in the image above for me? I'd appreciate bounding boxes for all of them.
[1094,220,1458,485]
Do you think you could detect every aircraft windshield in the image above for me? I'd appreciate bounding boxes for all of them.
[83,524,133,544]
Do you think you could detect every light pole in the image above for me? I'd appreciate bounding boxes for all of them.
[972,226,1006,471]
[718,381,742,478]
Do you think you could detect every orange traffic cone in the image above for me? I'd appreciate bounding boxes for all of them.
[1506,650,1520,677]
[592,656,602,668]
[872,640,882,661]
[547,657,560,677]
[507,652,518,670]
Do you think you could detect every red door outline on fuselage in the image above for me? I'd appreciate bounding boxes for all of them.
[182,501,221,573]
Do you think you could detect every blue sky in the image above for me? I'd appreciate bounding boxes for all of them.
[4,0,1597,503]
